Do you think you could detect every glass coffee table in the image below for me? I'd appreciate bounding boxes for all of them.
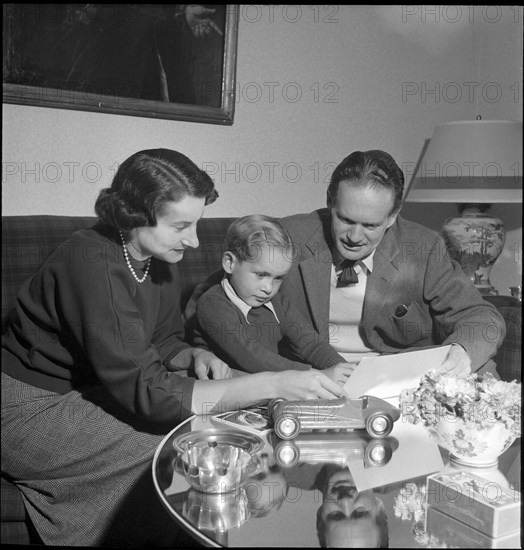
[153,410,521,547]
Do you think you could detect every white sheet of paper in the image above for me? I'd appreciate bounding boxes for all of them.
[348,419,444,492]
[343,345,452,399]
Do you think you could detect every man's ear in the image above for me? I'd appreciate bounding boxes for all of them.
[222,251,236,274]
[386,209,400,230]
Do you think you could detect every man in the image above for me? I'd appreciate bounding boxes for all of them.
[282,461,389,547]
[315,464,388,548]
[279,150,505,376]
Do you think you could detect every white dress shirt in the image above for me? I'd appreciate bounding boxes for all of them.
[329,252,380,363]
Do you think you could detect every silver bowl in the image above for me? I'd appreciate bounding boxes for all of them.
[173,428,264,455]
[177,441,261,493]
[182,488,250,532]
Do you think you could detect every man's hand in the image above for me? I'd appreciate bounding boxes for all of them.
[193,349,232,380]
[439,344,471,377]
[323,362,357,385]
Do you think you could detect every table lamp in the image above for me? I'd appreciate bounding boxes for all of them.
[405,119,523,295]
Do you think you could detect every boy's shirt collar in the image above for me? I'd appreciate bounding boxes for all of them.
[221,277,280,324]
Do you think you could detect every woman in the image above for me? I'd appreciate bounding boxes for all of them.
[1,149,344,547]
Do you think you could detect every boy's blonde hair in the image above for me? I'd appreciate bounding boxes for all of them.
[226,214,294,261]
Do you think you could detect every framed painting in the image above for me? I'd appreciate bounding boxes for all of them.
[3,4,238,124]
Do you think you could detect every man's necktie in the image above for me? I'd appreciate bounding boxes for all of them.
[337,260,359,287]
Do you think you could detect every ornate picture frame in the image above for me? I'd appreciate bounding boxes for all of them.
[3,4,238,124]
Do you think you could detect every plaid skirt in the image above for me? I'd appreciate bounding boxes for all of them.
[1,372,181,547]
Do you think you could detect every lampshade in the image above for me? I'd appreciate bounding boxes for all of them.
[405,119,522,296]
[406,120,523,203]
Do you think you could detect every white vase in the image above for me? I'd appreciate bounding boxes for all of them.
[432,418,515,468]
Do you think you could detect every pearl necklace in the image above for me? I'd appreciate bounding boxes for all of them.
[119,231,151,283]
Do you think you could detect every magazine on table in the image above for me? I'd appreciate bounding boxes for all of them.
[211,404,272,436]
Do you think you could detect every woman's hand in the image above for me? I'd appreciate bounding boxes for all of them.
[191,368,346,417]
[274,369,346,401]
[193,349,232,380]
[322,362,357,385]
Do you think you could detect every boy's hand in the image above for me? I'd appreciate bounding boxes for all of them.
[323,362,357,385]
[193,349,232,380]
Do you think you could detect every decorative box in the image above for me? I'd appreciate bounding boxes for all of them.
[426,506,521,549]
[426,470,521,538]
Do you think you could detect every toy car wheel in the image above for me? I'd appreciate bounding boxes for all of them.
[364,440,393,467]
[274,440,300,468]
[365,412,394,438]
[274,414,301,440]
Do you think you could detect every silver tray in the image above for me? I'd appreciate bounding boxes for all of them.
[173,428,264,455]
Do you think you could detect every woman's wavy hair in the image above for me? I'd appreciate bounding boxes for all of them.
[95,149,218,230]
[327,150,404,215]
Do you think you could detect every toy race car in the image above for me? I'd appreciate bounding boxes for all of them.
[270,431,400,469]
[268,395,400,440]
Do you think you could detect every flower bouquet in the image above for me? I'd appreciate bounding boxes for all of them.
[393,482,442,548]
[400,370,521,467]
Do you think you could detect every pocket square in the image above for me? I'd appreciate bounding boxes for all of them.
[394,304,409,318]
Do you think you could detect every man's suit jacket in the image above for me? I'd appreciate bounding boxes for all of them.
[280,209,505,371]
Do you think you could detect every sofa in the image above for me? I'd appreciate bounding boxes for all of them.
[1,215,521,545]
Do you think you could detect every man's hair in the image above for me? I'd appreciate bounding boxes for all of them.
[327,150,404,214]
[226,214,293,261]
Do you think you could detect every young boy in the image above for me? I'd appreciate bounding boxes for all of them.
[195,215,355,381]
